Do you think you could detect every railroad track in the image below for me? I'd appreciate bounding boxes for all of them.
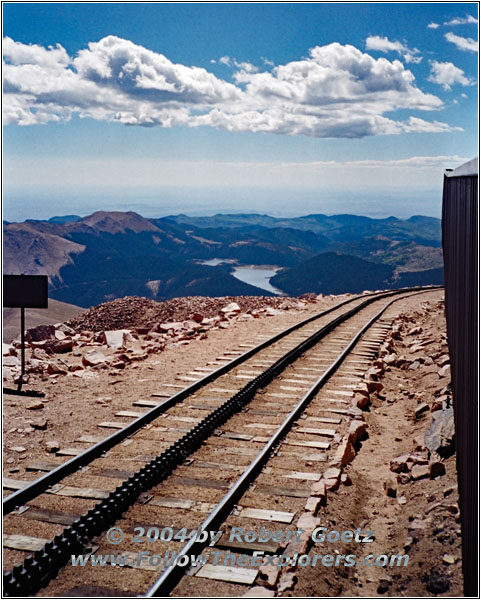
[2,286,440,597]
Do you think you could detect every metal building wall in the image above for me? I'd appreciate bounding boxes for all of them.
[441,173,478,596]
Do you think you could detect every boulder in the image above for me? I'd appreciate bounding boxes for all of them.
[438,365,451,378]
[264,307,284,317]
[45,339,74,353]
[55,323,76,336]
[429,461,446,479]
[26,400,44,410]
[332,436,356,467]
[82,349,107,367]
[348,421,368,445]
[424,407,455,458]
[324,466,341,481]
[191,313,204,323]
[366,380,384,394]
[101,330,131,349]
[365,366,383,379]
[411,464,429,480]
[390,454,411,473]
[408,326,423,335]
[310,479,327,502]
[47,361,68,375]
[353,382,370,397]
[352,393,369,409]
[436,354,451,367]
[45,441,60,453]
[2,343,16,356]
[324,478,339,491]
[305,496,321,514]
[220,302,241,314]
[347,406,364,420]
[415,403,430,419]
[3,355,20,367]
[26,324,56,342]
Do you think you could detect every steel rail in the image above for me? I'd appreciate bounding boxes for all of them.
[146,289,427,597]
[3,288,397,515]
[3,286,440,597]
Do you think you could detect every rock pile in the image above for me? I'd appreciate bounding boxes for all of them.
[66,295,314,333]
[2,295,317,384]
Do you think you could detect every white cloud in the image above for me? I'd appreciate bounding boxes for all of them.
[444,15,478,26]
[445,32,479,52]
[461,93,468,98]
[365,35,422,63]
[2,36,70,67]
[402,116,463,133]
[428,60,474,90]
[3,36,456,138]
[427,22,440,29]
[5,154,468,192]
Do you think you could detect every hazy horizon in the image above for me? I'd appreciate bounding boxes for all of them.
[3,185,444,223]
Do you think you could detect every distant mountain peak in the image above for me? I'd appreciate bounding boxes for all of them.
[77,211,159,234]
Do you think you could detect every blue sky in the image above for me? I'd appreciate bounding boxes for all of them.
[3,2,478,221]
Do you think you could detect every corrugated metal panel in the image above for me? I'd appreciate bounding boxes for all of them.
[442,172,478,596]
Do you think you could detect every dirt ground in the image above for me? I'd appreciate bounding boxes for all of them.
[3,290,463,597]
[3,295,338,480]
[282,291,463,597]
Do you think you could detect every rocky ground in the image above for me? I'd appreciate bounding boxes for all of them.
[2,290,462,597]
[66,295,313,333]
[275,294,462,598]
[3,293,329,469]
[3,295,315,387]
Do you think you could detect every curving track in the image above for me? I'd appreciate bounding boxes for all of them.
[2,286,440,597]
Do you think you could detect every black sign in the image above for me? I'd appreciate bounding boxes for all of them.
[3,275,49,308]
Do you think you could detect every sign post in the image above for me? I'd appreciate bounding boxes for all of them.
[3,274,49,389]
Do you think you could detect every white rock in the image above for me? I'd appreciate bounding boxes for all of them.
[101,330,131,349]
[82,349,107,366]
[3,355,20,367]
[220,302,241,314]
[2,343,15,356]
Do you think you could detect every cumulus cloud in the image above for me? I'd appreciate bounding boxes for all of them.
[444,15,478,26]
[403,116,463,133]
[3,35,457,138]
[365,35,422,63]
[445,32,479,52]
[427,22,440,29]
[2,36,70,67]
[428,60,474,90]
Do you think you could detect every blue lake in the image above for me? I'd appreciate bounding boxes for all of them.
[198,259,284,295]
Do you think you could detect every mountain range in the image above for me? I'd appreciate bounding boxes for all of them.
[3,211,443,307]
